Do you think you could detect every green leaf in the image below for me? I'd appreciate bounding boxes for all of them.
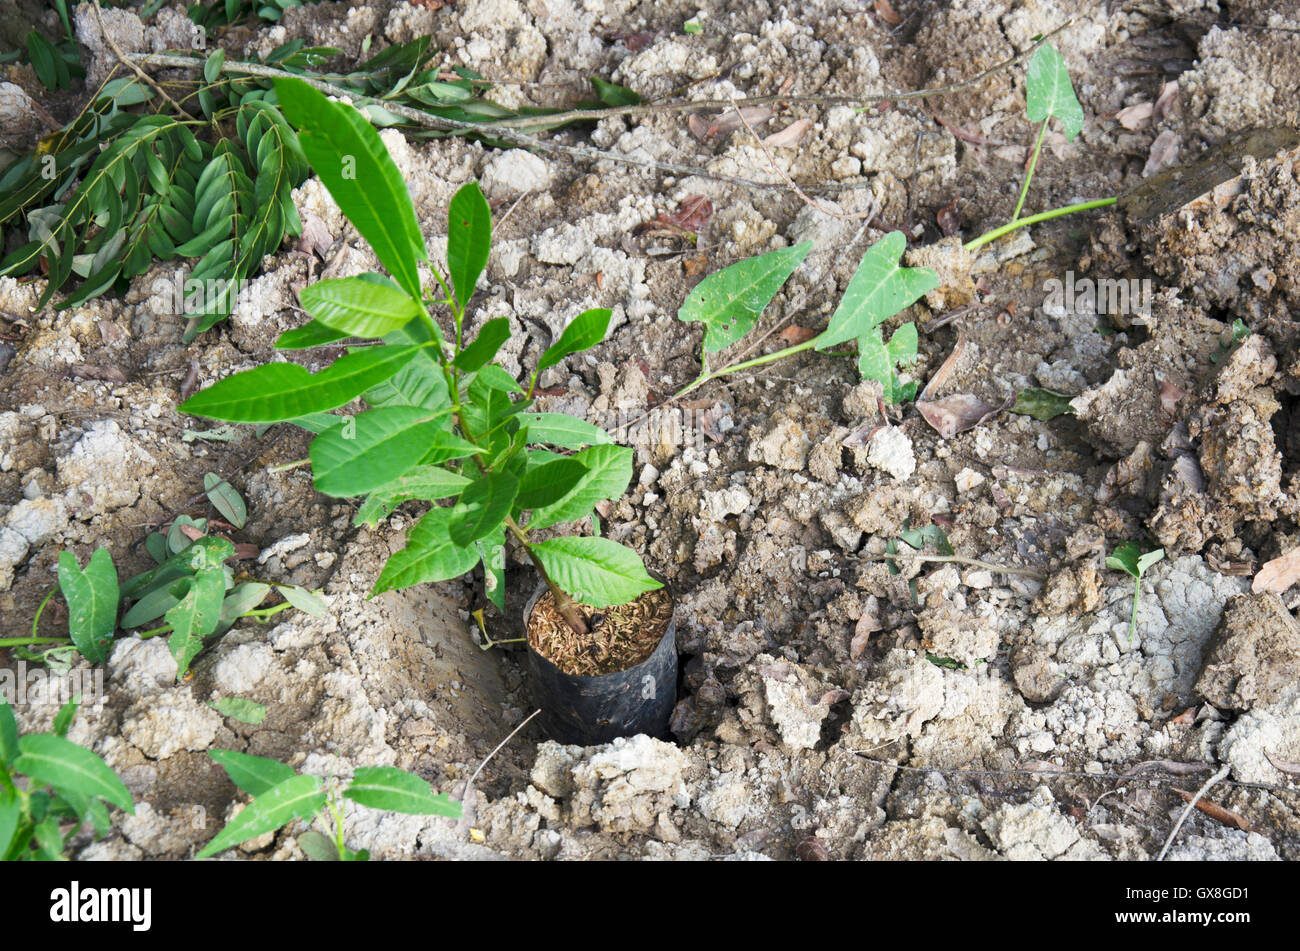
[530,537,661,609]
[815,232,938,350]
[0,788,19,858]
[165,565,227,677]
[297,829,338,861]
[1136,548,1165,575]
[275,78,427,300]
[275,320,350,350]
[204,48,226,83]
[520,413,613,449]
[478,528,506,611]
[1010,387,1075,421]
[57,549,118,664]
[1025,43,1083,141]
[1106,542,1141,578]
[446,181,491,310]
[52,697,78,738]
[179,345,424,423]
[0,698,17,765]
[209,749,296,797]
[516,457,589,510]
[452,317,511,372]
[537,308,611,373]
[449,471,519,547]
[219,582,272,626]
[344,766,461,817]
[276,584,328,618]
[207,698,268,725]
[310,406,452,497]
[299,274,420,339]
[372,507,480,594]
[15,735,133,814]
[364,319,451,411]
[527,444,633,530]
[195,773,325,859]
[204,473,248,528]
[353,466,471,526]
[590,77,641,107]
[679,242,811,352]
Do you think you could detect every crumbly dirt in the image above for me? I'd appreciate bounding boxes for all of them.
[3,0,1300,861]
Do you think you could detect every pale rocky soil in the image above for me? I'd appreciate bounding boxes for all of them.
[2,0,1300,860]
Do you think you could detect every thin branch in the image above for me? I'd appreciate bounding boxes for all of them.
[1157,765,1231,861]
[852,550,1048,579]
[464,710,540,793]
[93,1,187,116]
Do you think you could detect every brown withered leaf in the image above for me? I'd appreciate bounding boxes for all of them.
[1169,707,1196,725]
[919,333,966,401]
[295,214,334,259]
[661,194,713,231]
[1153,80,1179,120]
[873,0,902,25]
[763,118,812,149]
[936,196,961,236]
[682,253,708,277]
[70,364,128,383]
[612,30,656,52]
[795,836,831,861]
[178,524,205,542]
[1143,129,1182,176]
[688,105,773,142]
[232,543,260,560]
[1115,102,1154,130]
[916,394,1003,439]
[1158,377,1187,416]
[777,326,817,346]
[1264,749,1300,776]
[850,597,881,660]
[1173,789,1257,833]
[1253,546,1300,595]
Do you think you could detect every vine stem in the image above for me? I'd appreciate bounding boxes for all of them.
[1011,117,1049,222]
[963,196,1118,252]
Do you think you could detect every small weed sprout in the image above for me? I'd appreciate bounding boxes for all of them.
[198,750,460,860]
[1107,542,1165,641]
[0,697,134,860]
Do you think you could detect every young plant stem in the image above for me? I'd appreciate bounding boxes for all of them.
[675,338,818,400]
[0,637,70,648]
[964,196,1117,252]
[503,516,589,637]
[1129,578,1141,641]
[1011,118,1049,222]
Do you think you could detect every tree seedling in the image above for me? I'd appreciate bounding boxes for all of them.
[0,697,134,861]
[1107,542,1165,641]
[8,477,324,679]
[180,77,660,640]
[197,750,460,860]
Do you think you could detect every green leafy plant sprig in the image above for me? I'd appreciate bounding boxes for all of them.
[197,749,459,860]
[0,697,134,861]
[1106,542,1165,641]
[6,477,325,679]
[179,78,660,638]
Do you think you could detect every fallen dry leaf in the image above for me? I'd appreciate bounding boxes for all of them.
[777,326,817,345]
[612,30,656,52]
[1158,377,1187,416]
[232,543,260,560]
[1153,80,1179,120]
[682,252,708,277]
[851,598,881,660]
[1264,749,1300,776]
[178,524,205,542]
[688,105,774,142]
[70,364,127,384]
[1253,546,1300,595]
[1143,129,1182,176]
[936,196,961,236]
[1173,789,1257,833]
[919,333,966,401]
[916,394,1002,439]
[1115,101,1154,130]
[295,213,333,259]
[763,118,812,149]
[873,0,902,25]
[1169,707,1196,726]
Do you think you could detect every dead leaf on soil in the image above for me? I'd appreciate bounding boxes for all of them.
[1143,129,1182,176]
[851,598,881,660]
[1173,789,1258,834]
[1169,708,1196,725]
[232,543,260,560]
[638,195,713,237]
[688,105,773,142]
[873,0,902,25]
[1153,80,1179,119]
[763,118,812,149]
[70,364,127,384]
[178,524,205,542]
[1115,101,1154,130]
[777,326,817,346]
[916,394,1004,439]
[918,333,966,401]
[295,213,333,259]
[936,196,961,236]
[1158,377,1187,416]
[1253,546,1300,595]
[1264,749,1300,776]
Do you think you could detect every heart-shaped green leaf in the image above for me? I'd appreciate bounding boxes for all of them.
[679,242,811,352]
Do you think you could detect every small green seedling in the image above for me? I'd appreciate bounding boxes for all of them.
[8,477,324,679]
[197,750,460,860]
[0,697,134,861]
[180,78,660,640]
[1210,318,1251,363]
[1107,542,1165,641]
[674,232,937,404]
